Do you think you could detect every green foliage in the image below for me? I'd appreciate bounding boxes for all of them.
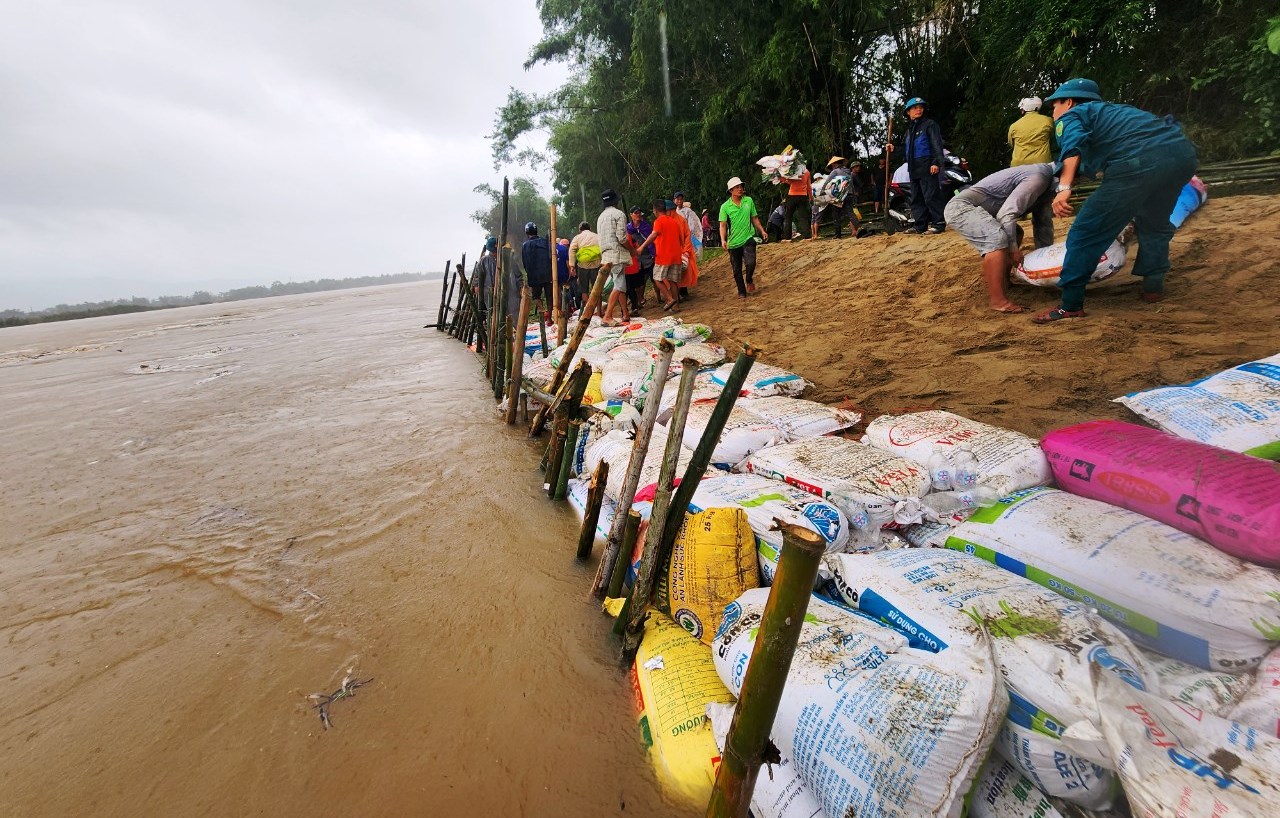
[492,0,1279,202]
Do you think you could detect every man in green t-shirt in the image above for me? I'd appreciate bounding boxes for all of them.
[718,176,768,296]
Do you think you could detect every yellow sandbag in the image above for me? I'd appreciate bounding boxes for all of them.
[583,371,605,406]
[660,507,759,645]
[631,611,735,805]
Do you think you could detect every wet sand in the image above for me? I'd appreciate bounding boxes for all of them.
[0,284,689,816]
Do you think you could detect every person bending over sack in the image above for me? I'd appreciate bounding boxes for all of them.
[1032,78,1197,324]
[944,163,1055,314]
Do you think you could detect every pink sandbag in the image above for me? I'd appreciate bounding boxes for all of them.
[1042,419,1280,566]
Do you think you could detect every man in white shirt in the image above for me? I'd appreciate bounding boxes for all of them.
[596,188,635,325]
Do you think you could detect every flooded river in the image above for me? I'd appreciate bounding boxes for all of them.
[0,282,694,816]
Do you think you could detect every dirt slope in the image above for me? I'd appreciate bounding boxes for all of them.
[676,194,1279,437]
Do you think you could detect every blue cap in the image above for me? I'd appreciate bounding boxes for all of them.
[904,97,926,111]
[485,235,497,251]
[1045,78,1102,103]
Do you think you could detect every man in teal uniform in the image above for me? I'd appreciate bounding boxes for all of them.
[1032,78,1198,324]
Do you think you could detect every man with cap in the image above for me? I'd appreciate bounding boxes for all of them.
[1008,97,1054,166]
[471,235,499,323]
[1032,78,1198,323]
[625,206,655,312]
[887,97,947,233]
[718,176,768,297]
[596,188,635,325]
[568,221,602,316]
[944,162,1055,313]
[520,221,555,322]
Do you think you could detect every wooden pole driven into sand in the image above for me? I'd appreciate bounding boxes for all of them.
[706,523,825,818]
[619,359,701,658]
[518,393,529,424]
[656,346,758,564]
[530,269,608,436]
[452,263,469,340]
[553,418,580,500]
[537,310,550,360]
[590,339,676,598]
[435,258,452,329]
[607,510,641,601]
[541,361,592,476]
[550,203,564,343]
[882,113,895,235]
[576,459,609,561]
[505,286,532,424]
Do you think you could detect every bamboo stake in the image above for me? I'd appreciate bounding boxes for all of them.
[543,412,568,489]
[518,393,529,424]
[537,309,550,360]
[705,523,826,818]
[882,113,895,235]
[576,459,609,561]
[550,202,563,343]
[656,346,758,567]
[448,262,467,336]
[590,339,676,598]
[530,268,608,436]
[607,510,641,600]
[620,359,701,659]
[505,286,532,423]
[435,258,451,329]
[553,418,580,500]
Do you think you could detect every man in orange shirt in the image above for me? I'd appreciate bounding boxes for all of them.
[781,160,812,242]
[634,199,689,311]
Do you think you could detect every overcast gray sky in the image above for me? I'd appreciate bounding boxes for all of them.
[0,1,565,310]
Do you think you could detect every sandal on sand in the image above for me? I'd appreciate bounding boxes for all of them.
[746,283,758,294]
[662,301,678,311]
[1031,307,1086,324]
[992,304,1029,314]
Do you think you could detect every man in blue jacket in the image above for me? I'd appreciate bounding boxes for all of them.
[1032,78,1198,324]
[888,97,947,233]
[520,221,554,322]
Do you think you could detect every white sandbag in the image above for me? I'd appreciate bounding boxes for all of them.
[607,340,660,361]
[571,403,642,476]
[739,396,862,439]
[711,361,811,398]
[1229,645,1280,738]
[600,357,651,402]
[861,410,1052,495]
[826,548,1148,806]
[671,342,726,370]
[994,719,1115,809]
[575,334,622,369]
[523,357,555,389]
[705,702,824,818]
[1114,353,1280,460]
[674,403,783,468]
[582,428,697,503]
[665,323,713,342]
[1062,668,1280,816]
[1139,648,1254,717]
[740,436,932,523]
[942,487,1280,672]
[657,371,725,422]
[1013,239,1127,288]
[969,755,1067,818]
[712,589,1006,818]
[690,473,856,584]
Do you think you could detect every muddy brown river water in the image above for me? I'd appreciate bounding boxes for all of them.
[0,282,695,816]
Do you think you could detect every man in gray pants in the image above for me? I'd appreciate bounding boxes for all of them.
[944,162,1055,313]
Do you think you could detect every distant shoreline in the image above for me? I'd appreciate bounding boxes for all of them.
[2,272,440,328]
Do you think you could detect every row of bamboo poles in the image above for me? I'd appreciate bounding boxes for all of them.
[432,177,827,817]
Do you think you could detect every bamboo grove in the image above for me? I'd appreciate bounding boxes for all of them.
[486,0,1280,226]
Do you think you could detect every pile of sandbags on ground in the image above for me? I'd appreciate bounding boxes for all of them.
[826,548,1149,808]
[711,588,1007,817]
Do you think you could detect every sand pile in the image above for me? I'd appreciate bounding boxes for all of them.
[678,194,1280,436]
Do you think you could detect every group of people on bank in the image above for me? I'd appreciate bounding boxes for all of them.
[474,77,1198,327]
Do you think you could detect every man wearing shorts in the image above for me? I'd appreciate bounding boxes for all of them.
[943,162,1055,313]
[718,177,768,297]
[596,188,634,325]
[634,199,689,311]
